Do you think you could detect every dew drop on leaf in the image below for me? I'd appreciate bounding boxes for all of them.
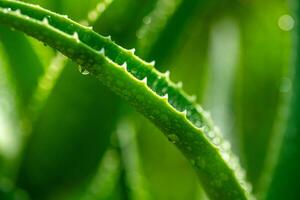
[78,65,90,75]
[167,134,179,144]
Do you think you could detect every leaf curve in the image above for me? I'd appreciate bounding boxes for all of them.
[0,0,253,199]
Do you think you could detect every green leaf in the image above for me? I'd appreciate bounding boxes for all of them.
[234,1,291,189]
[266,1,300,199]
[0,41,22,179]
[17,62,120,199]
[0,26,44,108]
[0,1,253,199]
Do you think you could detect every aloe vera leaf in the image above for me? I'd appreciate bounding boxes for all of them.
[135,0,183,57]
[11,1,119,198]
[143,0,216,66]
[17,64,120,199]
[0,180,29,200]
[0,26,44,107]
[136,116,205,200]
[79,149,121,200]
[116,118,150,200]
[46,143,121,200]
[93,0,157,47]
[0,1,253,199]
[265,1,300,199]
[135,15,211,200]
[204,17,241,147]
[134,2,212,199]
[24,0,113,125]
[234,1,291,188]
[0,42,22,179]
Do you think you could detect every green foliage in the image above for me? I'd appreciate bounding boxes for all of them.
[0,0,252,199]
[0,0,298,200]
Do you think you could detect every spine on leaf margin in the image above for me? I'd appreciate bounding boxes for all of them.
[0,0,253,199]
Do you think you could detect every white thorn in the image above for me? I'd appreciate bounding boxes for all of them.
[141,77,147,84]
[164,70,170,78]
[121,62,127,70]
[42,17,49,25]
[105,35,111,40]
[87,26,93,30]
[149,61,155,66]
[129,48,136,54]
[72,32,80,43]
[177,81,183,88]
[62,15,68,19]
[162,93,168,100]
[99,48,105,55]
[182,109,187,116]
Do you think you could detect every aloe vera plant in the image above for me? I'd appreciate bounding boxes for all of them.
[0,0,255,199]
[1,0,299,199]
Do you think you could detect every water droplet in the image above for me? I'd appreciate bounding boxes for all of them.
[167,134,179,144]
[143,16,152,24]
[190,95,197,102]
[190,159,195,166]
[78,66,90,75]
[81,69,90,75]
[221,151,230,162]
[236,168,246,179]
[176,81,183,88]
[196,157,206,169]
[97,3,106,12]
[229,156,239,170]
[208,131,215,138]
[202,125,209,134]
[14,9,21,15]
[278,14,294,31]
[3,8,11,13]
[212,137,221,145]
[88,10,98,22]
[194,120,202,128]
[221,141,231,151]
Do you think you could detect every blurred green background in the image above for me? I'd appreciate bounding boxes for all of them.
[0,0,299,199]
